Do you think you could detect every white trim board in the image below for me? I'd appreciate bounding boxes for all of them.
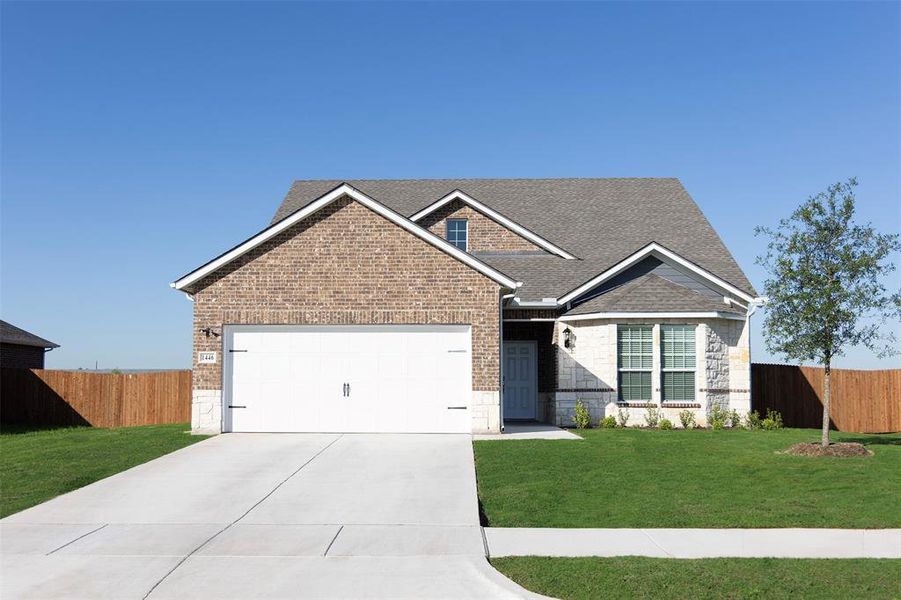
[172,183,522,291]
[410,190,577,260]
[558,311,746,322]
[558,242,757,305]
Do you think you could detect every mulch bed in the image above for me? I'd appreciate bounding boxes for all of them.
[781,442,873,457]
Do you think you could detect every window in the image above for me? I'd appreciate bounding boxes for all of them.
[446,219,468,251]
[618,325,652,401]
[661,325,696,401]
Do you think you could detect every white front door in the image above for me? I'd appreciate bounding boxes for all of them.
[224,325,472,433]
[503,341,537,420]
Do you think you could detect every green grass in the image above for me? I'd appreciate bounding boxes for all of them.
[474,428,901,528]
[492,556,901,600]
[0,423,209,518]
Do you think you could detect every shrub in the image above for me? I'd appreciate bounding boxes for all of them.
[744,410,762,430]
[761,408,784,430]
[728,409,743,429]
[659,418,673,430]
[709,403,729,430]
[644,404,661,428]
[678,409,696,429]
[616,407,630,428]
[573,400,592,429]
[600,415,618,429]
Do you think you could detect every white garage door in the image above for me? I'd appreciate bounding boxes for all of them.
[223,325,472,433]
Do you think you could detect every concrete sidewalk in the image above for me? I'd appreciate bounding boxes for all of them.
[485,527,901,559]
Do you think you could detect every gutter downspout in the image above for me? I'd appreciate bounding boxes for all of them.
[499,291,517,433]
[746,297,767,408]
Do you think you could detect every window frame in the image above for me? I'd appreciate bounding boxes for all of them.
[446,218,468,252]
[660,324,697,403]
[617,324,653,402]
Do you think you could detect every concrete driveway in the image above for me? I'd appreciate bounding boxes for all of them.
[1,433,541,599]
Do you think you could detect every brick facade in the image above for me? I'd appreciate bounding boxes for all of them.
[188,194,504,433]
[419,199,544,253]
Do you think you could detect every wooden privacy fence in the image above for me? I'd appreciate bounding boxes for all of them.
[1,369,192,428]
[752,364,901,433]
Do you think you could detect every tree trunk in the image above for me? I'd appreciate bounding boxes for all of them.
[821,363,831,447]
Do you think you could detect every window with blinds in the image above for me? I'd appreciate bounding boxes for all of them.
[617,325,652,401]
[661,325,696,401]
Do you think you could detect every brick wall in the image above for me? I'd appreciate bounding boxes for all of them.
[187,195,504,431]
[419,199,543,253]
[0,344,46,369]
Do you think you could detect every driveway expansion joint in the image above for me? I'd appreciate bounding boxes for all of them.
[141,434,344,599]
[46,523,108,555]
[323,525,344,556]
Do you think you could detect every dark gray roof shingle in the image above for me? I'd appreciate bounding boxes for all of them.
[0,320,59,348]
[273,178,755,299]
[563,274,745,316]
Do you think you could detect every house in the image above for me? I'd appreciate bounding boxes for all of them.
[0,320,59,369]
[172,178,761,434]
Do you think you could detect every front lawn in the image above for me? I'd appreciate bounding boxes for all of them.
[474,428,901,528]
[0,423,208,518]
[492,556,901,600]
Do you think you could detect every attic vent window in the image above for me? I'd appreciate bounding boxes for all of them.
[446,219,468,251]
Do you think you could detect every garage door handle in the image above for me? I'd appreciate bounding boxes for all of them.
[447,406,467,410]
[228,405,247,409]
[229,349,248,353]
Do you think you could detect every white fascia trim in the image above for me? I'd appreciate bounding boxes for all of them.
[559,311,746,322]
[558,242,756,305]
[172,183,521,291]
[503,318,557,322]
[510,297,559,308]
[410,190,577,260]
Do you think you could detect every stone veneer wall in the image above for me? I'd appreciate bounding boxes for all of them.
[187,195,504,434]
[551,317,750,427]
[418,199,545,253]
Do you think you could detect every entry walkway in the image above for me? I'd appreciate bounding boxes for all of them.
[485,527,901,559]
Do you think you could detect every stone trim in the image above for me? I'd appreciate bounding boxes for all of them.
[700,388,750,393]
[557,387,615,393]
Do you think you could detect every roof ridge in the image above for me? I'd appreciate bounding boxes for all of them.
[291,177,681,184]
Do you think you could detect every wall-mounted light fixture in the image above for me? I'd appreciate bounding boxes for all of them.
[200,327,220,338]
[563,327,575,349]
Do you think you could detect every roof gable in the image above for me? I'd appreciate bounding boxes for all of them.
[275,178,756,297]
[558,242,756,305]
[172,184,521,292]
[410,190,576,259]
[563,274,744,316]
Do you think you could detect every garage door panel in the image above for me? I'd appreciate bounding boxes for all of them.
[225,325,471,433]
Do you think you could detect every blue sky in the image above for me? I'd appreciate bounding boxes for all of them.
[2,1,899,370]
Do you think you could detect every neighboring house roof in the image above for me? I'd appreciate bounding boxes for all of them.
[274,178,756,299]
[0,320,59,349]
[561,274,745,317]
[173,183,521,292]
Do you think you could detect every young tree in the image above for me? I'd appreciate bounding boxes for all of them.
[756,178,901,446]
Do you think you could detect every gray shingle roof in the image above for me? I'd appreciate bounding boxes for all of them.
[563,274,745,316]
[0,320,58,348]
[274,178,755,300]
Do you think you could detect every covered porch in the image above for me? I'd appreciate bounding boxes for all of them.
[501,319,557,426]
